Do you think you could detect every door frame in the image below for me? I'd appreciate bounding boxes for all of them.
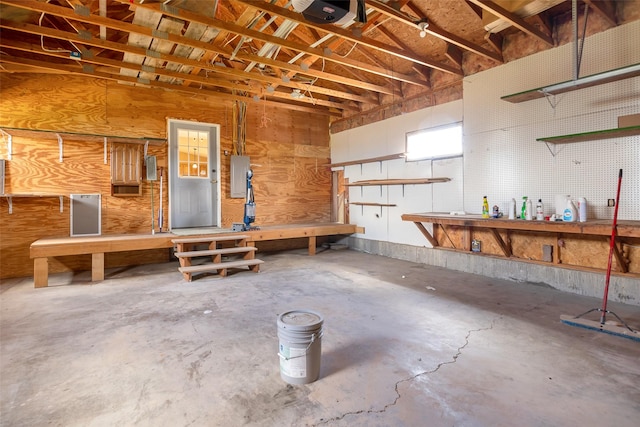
[167,118,221,230]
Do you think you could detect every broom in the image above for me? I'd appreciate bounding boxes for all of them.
[560,169,639,341]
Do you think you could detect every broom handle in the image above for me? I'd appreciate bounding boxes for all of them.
[600,169,622,324]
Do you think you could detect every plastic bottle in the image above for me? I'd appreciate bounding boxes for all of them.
[555,194,570,217]
[521,196,528,220]
[508,198,516,220]
[525,198,533,220]
[563,199,578,222]
[482,196,489,218]
[578,197,587,222]
[536,199,544,221]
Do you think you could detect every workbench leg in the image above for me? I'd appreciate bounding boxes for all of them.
[34,257,49,288]
[308,236,317,255]
[92,253,104,281]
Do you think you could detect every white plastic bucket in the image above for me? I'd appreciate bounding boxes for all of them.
[277,309,324,385]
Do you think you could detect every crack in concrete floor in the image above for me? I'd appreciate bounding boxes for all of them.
[313,318,498,426]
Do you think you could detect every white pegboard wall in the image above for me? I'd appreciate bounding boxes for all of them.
[463,20,640,220]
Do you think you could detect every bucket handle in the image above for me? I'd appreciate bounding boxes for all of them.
[277,330,323,361]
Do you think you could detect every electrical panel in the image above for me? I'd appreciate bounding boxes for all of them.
[230,155,250,199]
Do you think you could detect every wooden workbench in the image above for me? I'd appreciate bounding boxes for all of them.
[30,223,362,287]
[401,212,640,276]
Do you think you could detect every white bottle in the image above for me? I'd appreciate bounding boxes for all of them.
[525,198,533,220]
[563,199,578,222]
[578,197,587,222]
[536,199,544,221]
[508,198,516,219]
[555,194,570,217]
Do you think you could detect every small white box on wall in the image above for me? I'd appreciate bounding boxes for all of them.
[70,194,101,236]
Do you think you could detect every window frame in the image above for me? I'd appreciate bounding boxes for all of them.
[405,122,463,162]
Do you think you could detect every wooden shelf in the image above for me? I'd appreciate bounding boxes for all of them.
[350,202,397,207]
[2,193,64,214]
[402,212,640,276]
[346,178,451,186]
[111,185,142,197]
[501,63,640,103]
[537,125,640,144]
[0,126,165,145]
[326,153,405,168]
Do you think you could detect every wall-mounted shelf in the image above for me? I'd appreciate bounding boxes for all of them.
[501,63,640,103]
[327,153,406,168]
[350,202,397,207]
[2,193,64,214]
[537,125,640,144]
[350,202,396,216]
[347,177,451,198]
[0,127,165,146]
[346,178,451,186]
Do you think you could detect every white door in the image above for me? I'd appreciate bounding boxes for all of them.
[169,120,220,229]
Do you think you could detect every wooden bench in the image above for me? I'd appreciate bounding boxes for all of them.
[29,223,362,287]
[172,235,263,281]
[30,233,174,288]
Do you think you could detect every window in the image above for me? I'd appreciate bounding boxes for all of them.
[177,129,209,178]
[405,122,463,161]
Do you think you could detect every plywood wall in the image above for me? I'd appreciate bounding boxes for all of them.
[0,74,331,279]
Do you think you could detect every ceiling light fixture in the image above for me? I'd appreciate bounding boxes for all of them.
[417,19,429,38]
[291,89,305,99]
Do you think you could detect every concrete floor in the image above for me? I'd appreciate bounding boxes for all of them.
[1,249,639,426]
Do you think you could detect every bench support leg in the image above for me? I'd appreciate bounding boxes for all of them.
[308,236,317,256]
[92,253,105,281]
[34,257,49,288]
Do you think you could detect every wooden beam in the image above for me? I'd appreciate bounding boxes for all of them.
[611,238,629,273]
[445,44,464,68]
[489,228,512,257]
[464,0,484,19]
[414,222,439,247]
[234,0,463,76]
[0,39,355,111]
[0,0,392,97]
[372,0,504,63]
[466,0,554,46]
[484,32,503,53]
[116,0,438,85]
[0,26,365,110]
[583,0,617,27]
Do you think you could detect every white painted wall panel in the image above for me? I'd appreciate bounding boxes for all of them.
[332,100,464,245]
[333,20,640,249]
[464,20,640,220]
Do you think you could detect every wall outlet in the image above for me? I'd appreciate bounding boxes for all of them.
[607,199,615,207]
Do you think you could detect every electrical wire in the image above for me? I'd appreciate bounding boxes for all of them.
[39,9,72,54]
